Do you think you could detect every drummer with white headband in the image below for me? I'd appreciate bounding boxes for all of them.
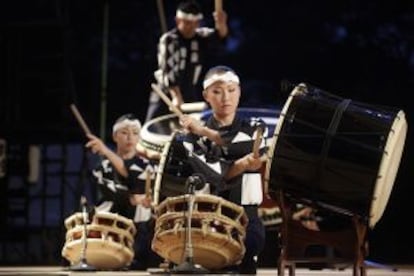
[86,113,162,270]
[145,0,229,122]
[179,65,268,275]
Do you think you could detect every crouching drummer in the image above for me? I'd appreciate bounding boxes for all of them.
[179,65,269,274]
[86,113,162,270]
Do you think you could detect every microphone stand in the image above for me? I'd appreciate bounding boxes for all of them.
[70,196,96,271]
[171,179,208,274]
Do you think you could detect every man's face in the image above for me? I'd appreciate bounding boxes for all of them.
[176,17,199,39]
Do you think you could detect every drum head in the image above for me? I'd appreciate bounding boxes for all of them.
[140,113,203,153]
[370,110,407,227]
[140,113,180,153]
[265,83,407,228]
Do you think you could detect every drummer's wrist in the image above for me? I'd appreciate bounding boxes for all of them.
[201,126,209,136]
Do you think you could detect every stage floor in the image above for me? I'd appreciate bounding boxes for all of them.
[0,266,413,276]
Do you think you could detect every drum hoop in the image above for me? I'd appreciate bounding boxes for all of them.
[370,110,407,228]
[140,113,179,153]
[153,131,179,206]
[264,84,303,193]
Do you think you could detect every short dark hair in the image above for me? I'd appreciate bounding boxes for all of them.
[177,0,202,15]
[203,65,237,81]
[114,113,138,124]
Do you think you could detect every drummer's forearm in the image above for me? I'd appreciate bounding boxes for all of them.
[224,157,247,180]
[105,150,128,178]
[200,126,223,145]
[136,143,160,160]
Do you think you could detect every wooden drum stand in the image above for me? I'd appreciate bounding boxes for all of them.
[276,191,368,276]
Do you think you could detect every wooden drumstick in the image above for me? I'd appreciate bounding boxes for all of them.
[215,0,223,12]
[151,83,184,118]
[145,167,152,199]
[70,104,92,136]
[252,126,263,158]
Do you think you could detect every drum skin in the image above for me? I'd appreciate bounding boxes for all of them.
[152,194,248,270]
[61,212,136,270]
[266,83,407,228]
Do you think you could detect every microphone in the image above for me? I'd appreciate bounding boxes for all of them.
[185,173,206,194]
[80,196,89,224]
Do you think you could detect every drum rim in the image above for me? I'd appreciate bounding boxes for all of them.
[264,84,301,195]
[370,110,407,228]
[140,113,179,152]
[153,131,178,206]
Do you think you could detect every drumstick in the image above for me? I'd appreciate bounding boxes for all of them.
[215,0,223,12]
[252,126,263,158]
[70,103,92,136]
[151,83,184,118]
[145,167,152,199]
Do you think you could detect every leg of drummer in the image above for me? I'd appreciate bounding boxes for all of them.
[238,215,266,274]
[130,216,163,270]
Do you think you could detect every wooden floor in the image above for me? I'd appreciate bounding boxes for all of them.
[0,266,413,276]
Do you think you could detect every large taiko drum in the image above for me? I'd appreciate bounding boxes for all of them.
[265,83,407,228]
[61,211,136,270]
[152,194,248,270]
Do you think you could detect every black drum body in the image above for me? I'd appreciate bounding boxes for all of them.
[153,132,192,205]
[266,83,407,227]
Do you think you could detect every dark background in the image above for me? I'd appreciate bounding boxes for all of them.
[0,0,413,267]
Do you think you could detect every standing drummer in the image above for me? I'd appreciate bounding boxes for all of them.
[179,65,269,274]
[86,113,162,270]
[145,0,229,122]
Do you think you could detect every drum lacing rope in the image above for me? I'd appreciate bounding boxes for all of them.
[314,99,351,192]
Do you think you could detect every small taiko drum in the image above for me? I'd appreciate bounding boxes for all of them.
[61,211,136,270]
[152,194,248,270]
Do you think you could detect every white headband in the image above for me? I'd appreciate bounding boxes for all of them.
[203,71,240,89]
[176,10,203,21]
[112,119,141,134]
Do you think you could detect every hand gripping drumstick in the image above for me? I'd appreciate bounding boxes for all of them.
[70,104,92,136]
[145,167,152,199]
[151,83,184,118]
[252,126,264,158]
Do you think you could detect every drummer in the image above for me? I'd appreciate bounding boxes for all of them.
[145,0,229,122]
[179,65,268,274]
[85,113,162,270]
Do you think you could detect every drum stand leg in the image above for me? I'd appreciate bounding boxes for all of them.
[171,193,208,274]
[70,196,96,271]
[276,192,367,276]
